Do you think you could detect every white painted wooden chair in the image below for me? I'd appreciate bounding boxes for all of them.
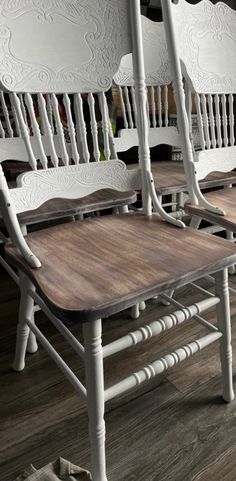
[112,14,236,218]
[161,0,236,236]
[1,2,236,480]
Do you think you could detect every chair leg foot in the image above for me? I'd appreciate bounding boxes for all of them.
[12,320,30,371]
[190,215,201,229]
[131,304,140,319]
[139,300,146,311]
[13,273,34,372]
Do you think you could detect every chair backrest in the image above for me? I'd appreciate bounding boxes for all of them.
[0,0,184,268]
[161,0,236,212]
[112,16,182,153]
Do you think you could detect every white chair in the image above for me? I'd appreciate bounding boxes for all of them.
[112,14,236,217]
[1,2,236,480]
[161,0,236,234]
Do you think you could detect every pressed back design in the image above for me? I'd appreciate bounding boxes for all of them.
[0,0,132,94]
[161,0,236,214]
[112,16,182,153]
[8,160,141,215]
[172,0,236,95]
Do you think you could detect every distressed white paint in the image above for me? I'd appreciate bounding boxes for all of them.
[0,0,132,94]
[9,161,141,214]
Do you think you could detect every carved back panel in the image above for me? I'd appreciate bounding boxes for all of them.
[171,0,236,95]
[0,0,132,94]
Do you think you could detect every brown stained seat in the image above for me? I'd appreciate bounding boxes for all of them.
[5,212,236,324]
[185,187,236,233]
[0,189,137,227]
[128,161,236,195]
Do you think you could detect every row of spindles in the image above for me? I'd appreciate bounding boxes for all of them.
[195,93,235,150]
[0,92,114,168]
[0,89,234,168]
[118,84,169,129]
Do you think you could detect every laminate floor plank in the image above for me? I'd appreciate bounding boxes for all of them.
[1,273,236,481]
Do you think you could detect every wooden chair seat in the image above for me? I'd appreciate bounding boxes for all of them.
[5,212,236,323]
[128,162,236,195]
[0,189,136,227]
[185,186,236,233]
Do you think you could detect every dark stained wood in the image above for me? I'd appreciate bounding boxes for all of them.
[185,186,236,233]
[128,161,236,195]
[191,445,236,481]
[0,189,137,227]
[5,213,236,322]
[1,274,236,481]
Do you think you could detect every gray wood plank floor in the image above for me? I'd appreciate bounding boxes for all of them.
[1,271,236,481]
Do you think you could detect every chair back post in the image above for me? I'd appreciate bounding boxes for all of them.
[161,0,198,205]
[130,0,152,215]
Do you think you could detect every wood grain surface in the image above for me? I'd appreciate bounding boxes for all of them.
[5,212,236,322]
[185,187,236,232]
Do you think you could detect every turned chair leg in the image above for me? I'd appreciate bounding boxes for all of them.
[12,273,35,372]
[27,324,38,354]
[130,302,146,319]
[83,319,107,481]
[215,269,234,403]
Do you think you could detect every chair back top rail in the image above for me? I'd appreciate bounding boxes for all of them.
[170,0,236,95]
[0,0,133,94]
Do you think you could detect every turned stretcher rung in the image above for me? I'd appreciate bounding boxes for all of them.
[105,331,222,401]
[160,293,219,333]
[103,296,219,359]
